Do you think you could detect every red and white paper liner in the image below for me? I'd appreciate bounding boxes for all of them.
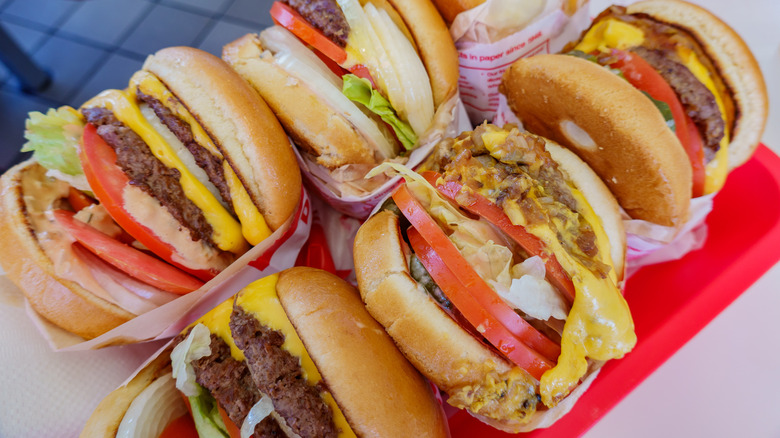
[27,188,312,351]
[449,0,591,125]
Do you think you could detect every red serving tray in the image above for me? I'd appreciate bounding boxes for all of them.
[448,145,780,437]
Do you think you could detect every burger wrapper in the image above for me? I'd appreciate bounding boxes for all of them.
[295,93,471,220]
[493,96,715,277]
[448,0,591,125]
[11,189,313,351]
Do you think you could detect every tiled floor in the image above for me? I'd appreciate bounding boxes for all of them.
[0,0,275,173]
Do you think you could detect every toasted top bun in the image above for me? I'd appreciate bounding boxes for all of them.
[353,141,626,431]
[144,47,301,230]
[277,267,449,438]
[223,0,458,169]
[0,161,134,340]
[625,0,768,169]
[80,348,174,437]
[501,54,692,227]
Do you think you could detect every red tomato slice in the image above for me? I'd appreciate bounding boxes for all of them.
[67,187,95,212]
[158,413,198,438]
[392,184,561,363]
[422,171,577,303]
[608,49,706,194]
[684,112,706,197]
[217,403,242,438]
[53,209,203,294]
[80,123,215,281]
[271,2,347,65]
[408,227,554,379]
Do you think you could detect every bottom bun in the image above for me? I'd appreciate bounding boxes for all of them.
[0,161,133,339]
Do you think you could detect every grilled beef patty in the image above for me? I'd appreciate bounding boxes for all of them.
[230,306,338,438]
[176,332,283,437]
[135,90,235,213]
[283,0,349,48]
[81,106,215,247]
[631,46,723,159]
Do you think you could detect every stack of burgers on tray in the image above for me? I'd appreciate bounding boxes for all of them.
[0,0,768,436]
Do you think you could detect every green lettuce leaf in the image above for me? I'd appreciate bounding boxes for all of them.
[188,391,230,438]
[21,107,85,175]
[640,90,676,133]
[342,74,417,151]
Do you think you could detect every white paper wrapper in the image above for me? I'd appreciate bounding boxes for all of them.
[296,94,472,219]
[450,0,591,124]
[624,194,714,277]
[15,189,313,351]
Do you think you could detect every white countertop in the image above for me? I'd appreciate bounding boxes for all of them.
[585,0,780,437]
[0,1,777,437]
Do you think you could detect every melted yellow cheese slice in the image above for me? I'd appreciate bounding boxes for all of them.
[129,71,272,245]
[196,297,244,361]
[676,46,730,194]
[236,276,356,438]
[574,18,645,53]
[83,89,248,254]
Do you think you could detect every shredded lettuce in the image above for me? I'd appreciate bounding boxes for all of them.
[22,107,85,176]
[171,323,212,397]
[188,391,230,438]
[369,162,569,321]
[342,74,417,150]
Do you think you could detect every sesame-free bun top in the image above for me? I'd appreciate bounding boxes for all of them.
[276,267,449,438]
[501,53,693,227]
[144,46,301,230]
[430,0,483,23]
[625,0,768,170]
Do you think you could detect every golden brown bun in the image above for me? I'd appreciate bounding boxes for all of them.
[430,0,484,23]
[80,348,174,437]
[222,35,377,169]
[626,0,768,169]
[387,0,459,108]
[144,47,301,230]
[277,267,449,438]
[0,161,134,340]
[501,54,692,226]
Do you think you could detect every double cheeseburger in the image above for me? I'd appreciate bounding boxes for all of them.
[222,0,459,195]
[0,47,301,339]
[354,124,636,431]
[81,267,449,438]
[501,0,768,226]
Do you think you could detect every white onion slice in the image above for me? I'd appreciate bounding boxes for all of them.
[116,372,188,438]
[240,395,275,438]
[73,245,177,314]
[139,104,229,211]
[260,26,342,89]
[365,4,434,135]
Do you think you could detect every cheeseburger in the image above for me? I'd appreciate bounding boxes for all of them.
[0,47,301,339]
[222,0,459,198]
[501,0,768,225]
[354,124,636,431]
[81,268,449,438]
